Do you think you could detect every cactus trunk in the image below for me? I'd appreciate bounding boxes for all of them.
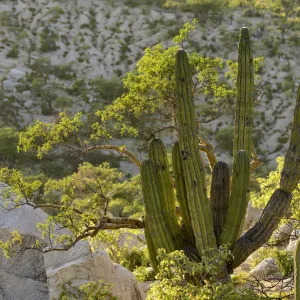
[175,49,216,252]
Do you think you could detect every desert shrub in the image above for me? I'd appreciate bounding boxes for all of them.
[274,250,293,277]
[6,45,19,58]
[133,266,156,282]
[57,280,117,300]
[147,249,258,300]
[121,246,150,271]
[215,126,234,154]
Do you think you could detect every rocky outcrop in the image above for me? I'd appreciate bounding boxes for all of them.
[44,241,146,300]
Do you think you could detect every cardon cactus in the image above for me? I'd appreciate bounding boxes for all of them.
[140,27,300,281]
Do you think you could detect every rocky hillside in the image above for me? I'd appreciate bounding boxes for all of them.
[0,0,299,171]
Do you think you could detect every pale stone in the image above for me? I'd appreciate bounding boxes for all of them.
[45,241,146,300]
[0,229,48,300]
[7,69,26,81]
[250,258,282,280]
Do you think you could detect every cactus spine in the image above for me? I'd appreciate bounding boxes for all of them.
[175,49,216,252]
[233,27,254,158]
[295,238,300,300]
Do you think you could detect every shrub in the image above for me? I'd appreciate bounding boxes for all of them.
[6,45,19,58]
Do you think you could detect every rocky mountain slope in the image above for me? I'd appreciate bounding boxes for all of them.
[0,0,299,171]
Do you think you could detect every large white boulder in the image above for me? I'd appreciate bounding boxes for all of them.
[45,241,146,300]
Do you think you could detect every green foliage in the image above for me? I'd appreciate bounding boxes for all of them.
[253,157,300,229]
[215,126,234,154]
[89,76,124,105]
[39,26,59,52]
[147,249,258,300]
[274,249,293,277]
[133,266,156,282]
[172,19,197,47]
[0,127,19,165]
[6,44,19,58]
[55,96,73,110]
[57,280,117,300]
[18,112,82,159]
[121,246,150,271]
[98,22,235,139]
[48,5,64,23]
[163,0,227,12]
[0,162,143,249]
[0,231,22,258]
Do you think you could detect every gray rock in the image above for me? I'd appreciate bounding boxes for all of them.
[272,223,293,246]
[139,281,156,294]
[0,229,48,300]
[2,80,16,92]
[45,241,146,300]
[0,183,48,238]
[250,258,282,280]
[7,69,26,82]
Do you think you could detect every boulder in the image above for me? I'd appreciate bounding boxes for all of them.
[0,229,48,300]
[7,69,26,82]
[0,183,48,238]
[45,241,146,300]
[272,223,293,247]
[250,258,282,280]
[2,79,17,92]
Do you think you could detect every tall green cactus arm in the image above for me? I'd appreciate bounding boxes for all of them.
[172,141,195,246]
[175,49,216,252]
[280,85,300,193]
[149,138,176,216]
[141,159,184,267]
[228,188,292,271]
[220,150,250,246]
[229,82,300,271]
[233,27,254,158]
[295,238,300,300]
[210,161,230,247]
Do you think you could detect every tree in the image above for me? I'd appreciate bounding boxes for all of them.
[0,23,296,293]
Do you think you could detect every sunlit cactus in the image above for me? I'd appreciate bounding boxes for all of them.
[140,27,300,282]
